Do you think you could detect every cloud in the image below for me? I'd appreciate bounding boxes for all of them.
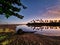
[48,10,60,15]
[40,5,60,19]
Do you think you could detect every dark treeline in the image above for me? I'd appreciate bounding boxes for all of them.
[27,23,60,26]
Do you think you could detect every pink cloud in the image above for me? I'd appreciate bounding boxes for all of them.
[48,10,60,15]
[40,5,60,19]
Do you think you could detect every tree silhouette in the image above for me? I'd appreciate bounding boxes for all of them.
[0,0,27,19]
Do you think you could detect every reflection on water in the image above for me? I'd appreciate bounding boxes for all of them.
[0,25,60,45]
[16,25,60,36]
[0,25,60,36]
[31,26,60,30]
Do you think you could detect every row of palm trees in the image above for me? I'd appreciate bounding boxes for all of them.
[30,19,60,23]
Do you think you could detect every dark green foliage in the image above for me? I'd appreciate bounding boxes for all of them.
[0,0,27,19]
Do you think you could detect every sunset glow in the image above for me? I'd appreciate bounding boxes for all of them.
[0,0,60,24]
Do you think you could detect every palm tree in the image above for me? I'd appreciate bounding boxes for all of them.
[39,19,44,23]
[36,19,39,21]
[32,20,35,23]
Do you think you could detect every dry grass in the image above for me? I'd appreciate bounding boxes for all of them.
[7,33,60,45]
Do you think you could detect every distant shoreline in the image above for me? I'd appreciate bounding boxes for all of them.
[0,24,26,25]
[27,23,60,26]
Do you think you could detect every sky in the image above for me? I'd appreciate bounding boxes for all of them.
[0,0,60,24]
